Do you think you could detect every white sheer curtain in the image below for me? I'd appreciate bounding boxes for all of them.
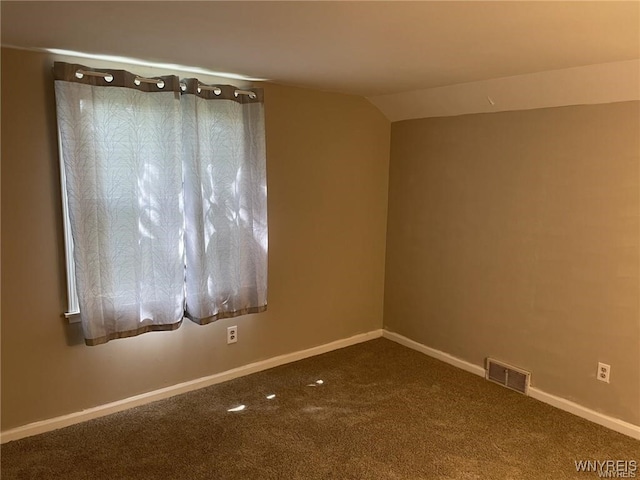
[181,81,268,323]
[54,63,267,345]
[55,65,185,345]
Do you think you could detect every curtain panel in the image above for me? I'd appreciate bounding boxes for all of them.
[181,79,268,323]
[54,62,267,346]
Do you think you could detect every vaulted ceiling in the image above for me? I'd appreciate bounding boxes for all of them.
[2,1,639,96]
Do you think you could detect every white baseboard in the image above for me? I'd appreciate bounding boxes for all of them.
[382,330,486,377]
[5,329,638,443]
[382,330,640,440]
[526,388,640,440]
[1,329,383,444]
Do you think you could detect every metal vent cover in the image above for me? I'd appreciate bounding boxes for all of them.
[486,358,530,395]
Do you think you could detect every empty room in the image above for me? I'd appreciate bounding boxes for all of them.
[1,1,638,478]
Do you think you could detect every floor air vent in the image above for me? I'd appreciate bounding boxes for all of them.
[486,358,530,395]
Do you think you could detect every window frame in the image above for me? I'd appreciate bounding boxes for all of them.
[58,129,81,323]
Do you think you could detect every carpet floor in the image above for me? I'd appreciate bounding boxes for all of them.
[1,338,638,479]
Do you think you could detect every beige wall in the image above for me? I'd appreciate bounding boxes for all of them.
[384,102,640,425]
[0,47,390,430]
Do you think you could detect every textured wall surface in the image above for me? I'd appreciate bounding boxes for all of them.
[385,103,640,425]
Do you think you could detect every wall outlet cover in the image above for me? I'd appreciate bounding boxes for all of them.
[227,326,238,345]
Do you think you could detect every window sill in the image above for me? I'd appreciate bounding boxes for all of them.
[65,311,81,324]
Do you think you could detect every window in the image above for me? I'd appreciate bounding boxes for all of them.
[55,62,267,345]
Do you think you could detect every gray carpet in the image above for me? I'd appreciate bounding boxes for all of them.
[2,338,638,479]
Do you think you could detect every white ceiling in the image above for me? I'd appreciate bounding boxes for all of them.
[2,1,639,97]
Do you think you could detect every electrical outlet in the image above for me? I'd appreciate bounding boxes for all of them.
[227,326,238,345]
[597,362,610,383]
